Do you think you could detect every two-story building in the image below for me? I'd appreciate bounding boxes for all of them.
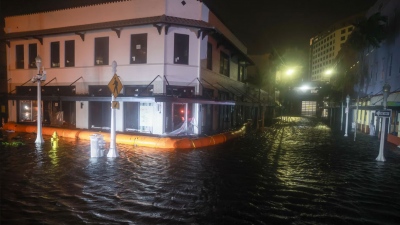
[2,0,269,135]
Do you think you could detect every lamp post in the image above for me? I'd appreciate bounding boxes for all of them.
[376,83,391,162]
[340,101,343,131]
[107,61,119,158]
[344,95,350,137]
[32,55,46,144]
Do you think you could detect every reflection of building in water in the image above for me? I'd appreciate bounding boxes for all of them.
[4,0,270,135]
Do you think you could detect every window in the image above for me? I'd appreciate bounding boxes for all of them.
[348,27,353,32]
[238,64,245,82]
[130,33,147,64]
[341,29,346,34]
[174,33,189,64]
[16,45,24,69]
[207,42,212,70]
[94,37,109,65]
[28,44,37,68]
[220,51,230,76]
[50,41,60,68]
[65,40,75,67]
[19,100,40,122]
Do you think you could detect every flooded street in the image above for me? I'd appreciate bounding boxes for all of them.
[1,117,400,224]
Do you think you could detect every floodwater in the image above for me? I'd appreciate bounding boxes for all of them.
[1,117,400,225]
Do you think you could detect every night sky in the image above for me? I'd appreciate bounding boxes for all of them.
[1,0,377,54]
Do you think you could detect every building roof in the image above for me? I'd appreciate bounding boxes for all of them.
[1,15,213,39]
[1,14,253,65]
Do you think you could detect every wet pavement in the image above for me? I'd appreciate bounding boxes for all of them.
[1,117,400,224]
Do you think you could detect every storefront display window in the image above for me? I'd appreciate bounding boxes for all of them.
[19,100,41,122]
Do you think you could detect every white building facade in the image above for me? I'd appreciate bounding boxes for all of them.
[3,0,269,135]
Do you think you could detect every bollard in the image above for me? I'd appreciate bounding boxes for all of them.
[51,131,59,148]
[90,134,106,157]
[369,124,375,136]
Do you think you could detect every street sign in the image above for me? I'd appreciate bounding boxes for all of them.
[108,74,123,98]
[112,101,120,109]
[375,109,391,117]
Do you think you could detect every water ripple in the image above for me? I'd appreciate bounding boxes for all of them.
[1,117,400,224]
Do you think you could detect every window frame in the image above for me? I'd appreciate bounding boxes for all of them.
[94,37,109,66]
[207,42,212,70]
[16,44,24,69]
[65,40,75,67]
[50,41,60,68]
[28,44,37,68]
[130,33,148,64]
[219,51,230,77]
[174,33,189,65]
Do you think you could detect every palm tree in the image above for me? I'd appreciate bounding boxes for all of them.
[334,12,387,96]
[334,12,387,140]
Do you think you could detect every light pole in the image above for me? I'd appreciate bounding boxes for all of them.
[340,101,343,131]
[107,61,119,158]
[376,83,391,162]
[32,55,46,144]
[344,95,350,137]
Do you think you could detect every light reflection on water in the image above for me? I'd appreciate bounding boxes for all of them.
[1,117,400,225]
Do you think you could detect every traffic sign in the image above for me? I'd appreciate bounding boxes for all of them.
[112,101,120,109]
[108,74,123,98]
[376,109,391,117]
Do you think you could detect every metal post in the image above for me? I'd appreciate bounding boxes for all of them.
[344,95,350,137]
[34,56,45,144]
[35,79,44,144]
[107,61,119,157]
[340,101,343,131]
[376,83,390,162]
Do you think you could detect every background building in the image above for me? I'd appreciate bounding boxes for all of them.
[309,14,363,82]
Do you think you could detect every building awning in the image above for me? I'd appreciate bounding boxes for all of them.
[7,94,270,106]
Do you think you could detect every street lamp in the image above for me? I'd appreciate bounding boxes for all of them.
[344,95,350,137]
[286,68,295,76]
[324,69,333,75]
[32,55,46,144]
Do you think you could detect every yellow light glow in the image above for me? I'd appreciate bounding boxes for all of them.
[325,69,333,75]
[286,69,295,75]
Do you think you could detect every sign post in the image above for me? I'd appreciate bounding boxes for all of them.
[376,109,391,162]
[107,61,123,158]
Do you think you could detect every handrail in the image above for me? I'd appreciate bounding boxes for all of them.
[8,78,31,94]
[43,77,56,86]
[138,75,162,96]
[69,76,83,86]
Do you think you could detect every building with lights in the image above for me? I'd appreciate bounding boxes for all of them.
[309,14,363,82]
[2,0,269,135]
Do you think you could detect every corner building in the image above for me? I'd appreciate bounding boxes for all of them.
[3,0,269,135]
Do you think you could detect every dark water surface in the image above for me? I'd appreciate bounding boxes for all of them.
[1,117,400,225]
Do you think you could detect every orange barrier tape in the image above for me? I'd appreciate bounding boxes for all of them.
[2,122,249,149]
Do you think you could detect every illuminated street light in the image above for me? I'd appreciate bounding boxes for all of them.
[286,68,295,76]
[32,55,46,144]
[324,69,333,75]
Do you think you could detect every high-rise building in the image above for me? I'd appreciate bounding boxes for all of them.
[309,14,363,82]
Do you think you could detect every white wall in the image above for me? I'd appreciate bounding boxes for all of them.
[76,101,88,129]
